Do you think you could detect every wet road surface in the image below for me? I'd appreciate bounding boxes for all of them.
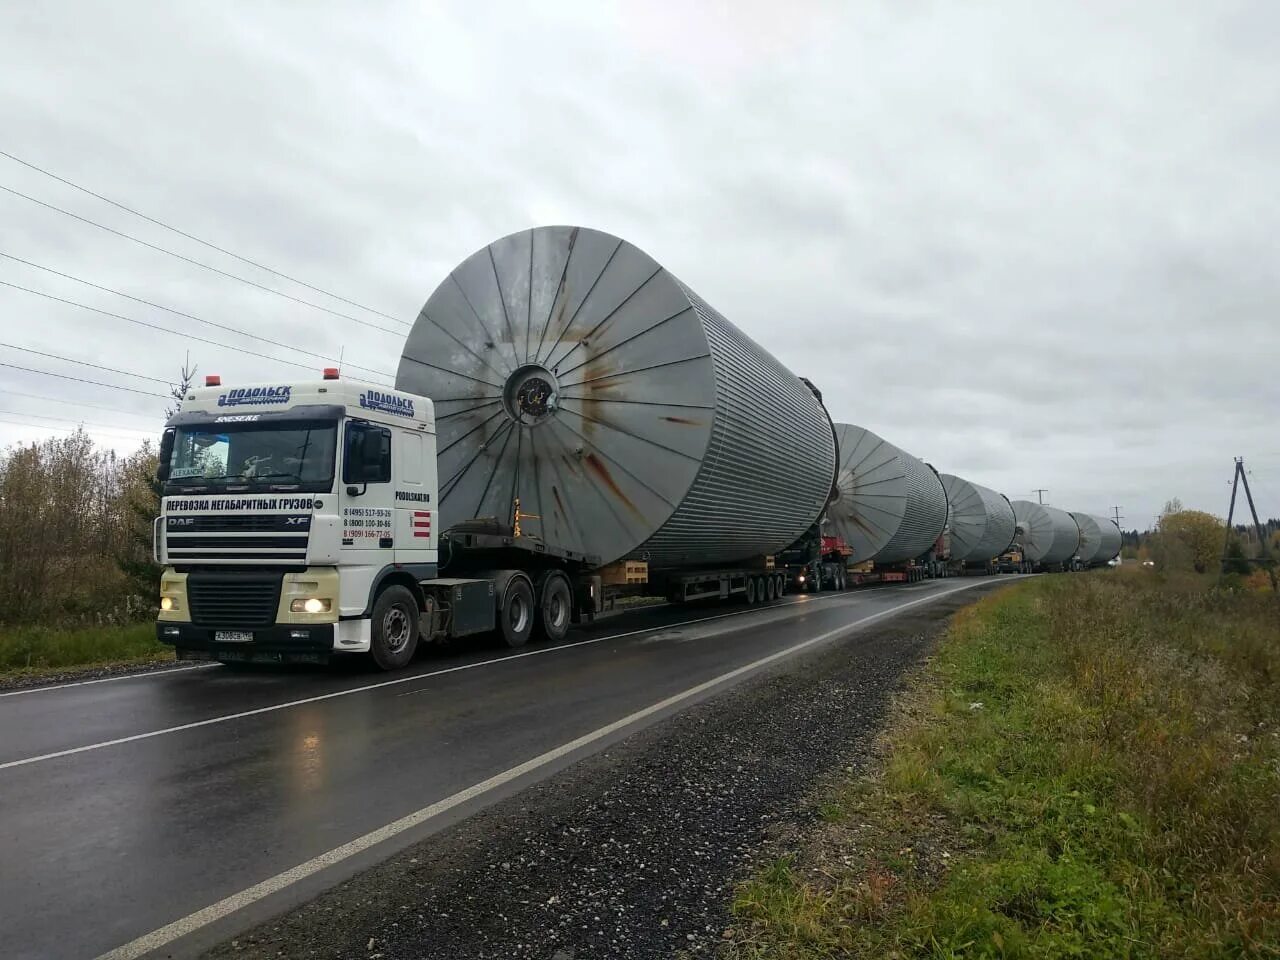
[0,577,1023,959]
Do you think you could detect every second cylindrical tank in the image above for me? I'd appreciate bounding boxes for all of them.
[826,424,949,565]
[396,225,837,570]
[1070,512,1122,565]
[1011,501,1081,564]
[940,474,1017,562]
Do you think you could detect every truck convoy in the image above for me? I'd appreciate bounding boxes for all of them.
[152,225,1121,669]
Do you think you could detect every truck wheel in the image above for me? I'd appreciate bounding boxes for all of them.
[837,568,847,590]
[536,573,572,643]
[764,576,776,602]
[499,576,535,648]
[371,585,419,671]
[745,577,757,605]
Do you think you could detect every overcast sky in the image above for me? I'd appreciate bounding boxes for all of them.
[2,1,1277,530]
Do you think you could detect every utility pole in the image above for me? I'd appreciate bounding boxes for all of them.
[1110,506,1123,528]
[1222,457,1277,590]
[1032,488,1049,505]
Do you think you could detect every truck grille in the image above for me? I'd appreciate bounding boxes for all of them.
[187,574,281,627]
[165,514,309,563]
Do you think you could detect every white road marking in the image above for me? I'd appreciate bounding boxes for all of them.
[94,579,991,960]
[0,663,218,699]
[0,593,850,771]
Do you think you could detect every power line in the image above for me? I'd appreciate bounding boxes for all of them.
[2,341,171,384]
[0,183,409,336]
[0,416,152,442]
[0,388,162,420]
[0,362,169,398]
[0,409,156,435]
[0,252,396,381]
[1,279,347,377]
[0,149,409,328]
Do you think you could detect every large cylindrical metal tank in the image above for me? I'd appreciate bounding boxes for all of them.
[1070,512,1121,565]
[1011,501,1081,564]
[827,424,948,565]
[396,225,837,570]
[940,474,1017,562]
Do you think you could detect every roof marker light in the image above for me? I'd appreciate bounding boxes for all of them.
[205,375,221,386]
[323,367,340,380]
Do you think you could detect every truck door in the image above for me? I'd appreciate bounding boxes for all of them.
[340,421,395,556]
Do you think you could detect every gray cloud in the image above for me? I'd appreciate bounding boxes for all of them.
[2,0,1278,530]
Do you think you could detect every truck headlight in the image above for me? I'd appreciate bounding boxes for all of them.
[291,598,331,614]
[160,597,175,612]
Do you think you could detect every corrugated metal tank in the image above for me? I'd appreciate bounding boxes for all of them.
[827,424,948,565]
[940,474,1017,562]
[396,225,837,570]
[1011,501,1081,564]
[1070,512,1122,565]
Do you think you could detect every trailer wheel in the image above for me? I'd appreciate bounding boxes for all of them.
[837,568,847,590]
[775,574,786,598]
[370,585,419,671]
[764,576,776,602]
[498,576,535,648]
[745,577,757,605]
[536,573,572,642]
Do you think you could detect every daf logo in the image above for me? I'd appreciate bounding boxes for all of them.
[285,516,308,525]
[168,518,195,526]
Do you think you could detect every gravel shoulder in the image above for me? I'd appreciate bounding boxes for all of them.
[204,584,1006,960]
[0,652,181,691]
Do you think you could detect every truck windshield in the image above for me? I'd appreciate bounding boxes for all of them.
[166,420,337,492]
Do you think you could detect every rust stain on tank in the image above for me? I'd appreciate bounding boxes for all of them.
[662,415,701,425]
[583,452,643,519]
[551,485,566,519]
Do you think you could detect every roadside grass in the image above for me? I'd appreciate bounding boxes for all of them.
[725,569,1280,958]
[0,621,171,678]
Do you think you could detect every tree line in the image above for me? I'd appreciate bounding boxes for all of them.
[1119,498,1279,583]
[0,430,160,626]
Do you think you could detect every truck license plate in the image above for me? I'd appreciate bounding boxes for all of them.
[215,631,254,643]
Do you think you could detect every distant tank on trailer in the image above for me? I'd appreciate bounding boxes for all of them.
[1070,512,1122,567]
[939,473,1017,571]
[821,424,949,584]
[1010,501,1081,571]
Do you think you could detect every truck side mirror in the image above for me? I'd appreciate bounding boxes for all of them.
[157,428,175,482]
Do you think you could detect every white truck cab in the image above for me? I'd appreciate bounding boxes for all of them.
[154,370,456,668]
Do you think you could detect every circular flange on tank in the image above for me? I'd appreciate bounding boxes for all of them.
[397,225,836,568]
[827,424,949,565]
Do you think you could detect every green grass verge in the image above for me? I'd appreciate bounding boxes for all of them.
[0,621,172,677]
[726,570,1280,958]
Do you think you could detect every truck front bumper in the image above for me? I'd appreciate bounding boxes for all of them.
[157,623,335,664]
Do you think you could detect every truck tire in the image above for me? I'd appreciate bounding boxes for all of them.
[498,575,535,648]
[775,574,785,598]
[536,572,572,643]
[745,577,757,605]
[764,576,776,602]
[370,585,419,671]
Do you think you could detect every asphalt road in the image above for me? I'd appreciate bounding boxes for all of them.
[0,576,1023,960]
